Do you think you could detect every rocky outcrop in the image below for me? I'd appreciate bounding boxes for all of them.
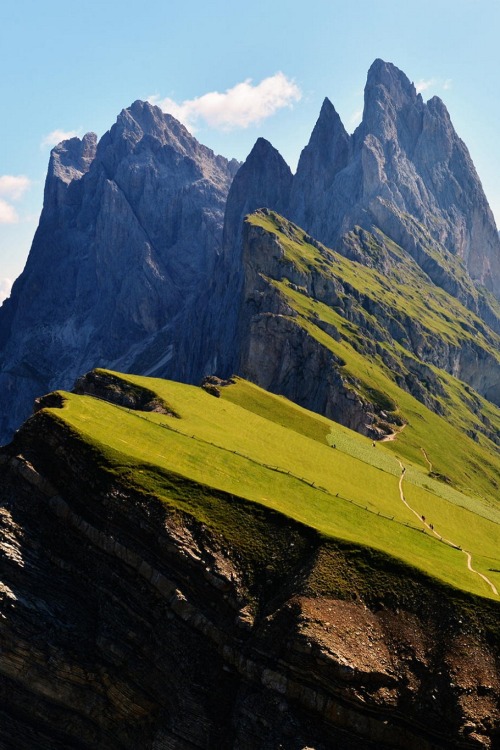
[191,137,294,381]
[1,401,500,749]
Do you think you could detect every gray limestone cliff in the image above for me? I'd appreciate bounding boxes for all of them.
[0,101,239,442]
[288,60,500,315]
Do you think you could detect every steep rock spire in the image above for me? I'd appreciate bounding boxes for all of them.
[222,137,293,251]
[290,98,350,234]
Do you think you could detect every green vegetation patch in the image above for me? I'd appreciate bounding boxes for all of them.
[38,372,500,602]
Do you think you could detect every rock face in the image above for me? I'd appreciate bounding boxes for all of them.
[1,398,500,749]
[289,59,500,300]
[233,210,500,441]
[0,101,239,443]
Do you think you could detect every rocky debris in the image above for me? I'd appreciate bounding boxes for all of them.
[201,375,236,397]
[1,411,499,748]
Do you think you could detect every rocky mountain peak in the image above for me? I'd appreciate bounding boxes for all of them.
[295,97,350,180]
[222,137,293,249]
[289,98,350,239]
[365,58,419,104]
[43,132,98,213]
[49,132,98,184]
[359,59,424,152]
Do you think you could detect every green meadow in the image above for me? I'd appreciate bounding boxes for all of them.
[42,370,500,601]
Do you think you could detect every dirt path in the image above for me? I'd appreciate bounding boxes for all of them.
[380,424,406,443]
[397,461,498,597]
[420,447,432,473]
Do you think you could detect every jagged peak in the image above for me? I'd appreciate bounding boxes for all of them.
[426,95,452,122]
[319,96,335,116]
[48,132,97,186]
[222,139,292,247]
[241,138,292,178]
[51,131,97,154]
[116,99,193,143]
[293,95,349,187]
[364,59,420,111]
[250,136,284,158]
[315,97,348,135]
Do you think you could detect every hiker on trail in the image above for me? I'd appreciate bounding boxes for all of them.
[422,515,426,523]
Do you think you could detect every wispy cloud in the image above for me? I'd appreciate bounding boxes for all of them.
[415,78,436,94]
[148,72,302,131]
[0,175,32,224]
[41,128,81,149]
[0,278,13,303]
[415,78,453,95]
[0,200,18,224]
[0,175,31,201]
[349,108,363,128]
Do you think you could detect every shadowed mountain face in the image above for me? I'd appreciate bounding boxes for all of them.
[1,60,500,444]
[0,101,239,441]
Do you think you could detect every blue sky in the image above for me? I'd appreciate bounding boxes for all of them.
[1,0,499,301]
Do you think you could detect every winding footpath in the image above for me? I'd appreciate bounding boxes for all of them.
[420,447,432,473]
[397,460,498,597]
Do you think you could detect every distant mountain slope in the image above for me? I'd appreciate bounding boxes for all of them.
[236,210,500,499]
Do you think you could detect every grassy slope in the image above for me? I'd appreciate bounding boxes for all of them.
[246,211,500,505]
[41,370,500,601]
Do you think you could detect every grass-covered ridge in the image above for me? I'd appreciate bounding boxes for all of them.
[39,370,500,602]
[245,210,500,503]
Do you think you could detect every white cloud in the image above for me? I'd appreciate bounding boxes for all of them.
[0,175,31,201]
[415,78,436,94]
[415,78,453,95]
[41,128,81,149]
[148,72,302,131]
[349,108,363,127]
[0,199,19,224]
[0,278,13,303]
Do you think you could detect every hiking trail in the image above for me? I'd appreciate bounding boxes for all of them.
[397,460,498,597]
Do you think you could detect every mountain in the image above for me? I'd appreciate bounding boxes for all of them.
[1,369,500,749]
[289,60,500,306]
[236,209,500,447]
[2,58,500,749]
[0,101,239,442]
[2,61,500,445]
